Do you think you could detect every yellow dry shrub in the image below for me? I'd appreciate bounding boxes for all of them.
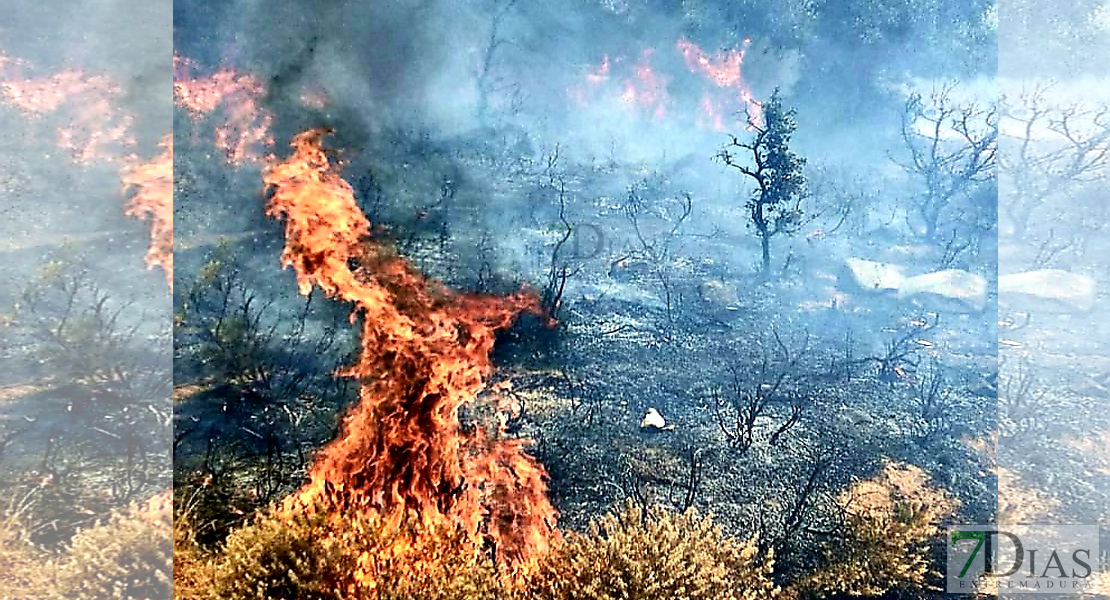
[52,490,173,600]
[172,498,216,600]
[0,512,54,600]
[202,499,782,600]
[532,501,779,600]
[210,506,504,600]
[211,509,351,600]
[796,461,957,598]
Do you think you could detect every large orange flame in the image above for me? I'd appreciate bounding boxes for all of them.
[173,54,274,164]
[263,129,557,576]
[121,136,174,290]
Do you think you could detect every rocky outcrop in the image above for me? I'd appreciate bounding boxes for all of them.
[839,258,906,293]
[898,270,989,313]
[999,270,1097,313]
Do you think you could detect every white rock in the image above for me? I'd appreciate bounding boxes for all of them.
[640,408,670,431]
[897,270,988,313]
[840,258,906,293]
[999,270,1097,314]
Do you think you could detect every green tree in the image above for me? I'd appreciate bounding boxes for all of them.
[719,90,808,277]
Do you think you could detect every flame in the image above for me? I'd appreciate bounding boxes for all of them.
[568,55,611,106]
[0,51,170,290]
[0,59,136,163]
[620,50,669,119]
[586,55,611,86]
[676,38,763,128]
[568,40,762,129]
[121,136,174,290]
[568,51,670,119]
[173,54,274,164]
[264,129,557,578]
[697,95,727,131]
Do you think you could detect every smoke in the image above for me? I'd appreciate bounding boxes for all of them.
[3,0,169,151]
[169,0,999,292]
[0,0,171,254]
[171,0,814,160]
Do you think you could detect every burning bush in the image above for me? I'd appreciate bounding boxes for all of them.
[263,128,557,572]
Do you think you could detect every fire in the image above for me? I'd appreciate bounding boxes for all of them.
[586,55,611,86]
[568,55,611,106]
[173,54,274,164]
[569,51,670,119]
[568,39,762,129]
[0,61,136,163]
[676,38,763,128]
[698,95,727,131]
[0,51,170,291]
[263,129,557,578]
[620,50,669,119]
[121,136,174,290]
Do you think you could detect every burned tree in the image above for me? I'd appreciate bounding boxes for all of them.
[1000,87,1109,240]
[540,177,582,321]
[529,146,581,322]
[852,314,938,383]
[909,357,956,445]
[719,90,808,277]
[712,327,812,454]
[617,180,694,331]
[897,85,997,242]
[475,0,521,123]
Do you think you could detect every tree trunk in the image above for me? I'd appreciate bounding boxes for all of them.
[761,234,771,277]
[755,204,771,277]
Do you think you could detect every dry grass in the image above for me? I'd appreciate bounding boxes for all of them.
[0,516,55,600]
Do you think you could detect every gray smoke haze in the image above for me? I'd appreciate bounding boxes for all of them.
[169,0,1003,296]
[173,0,990,165]
[0,2,173,585]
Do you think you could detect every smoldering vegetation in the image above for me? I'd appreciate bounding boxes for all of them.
[166,0,1110,598]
